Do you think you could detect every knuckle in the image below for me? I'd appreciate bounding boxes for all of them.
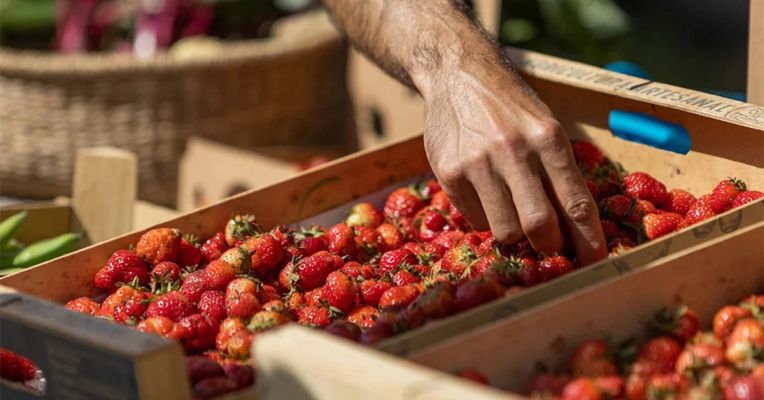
[437,163,466,189]
[492,225,523,244]
[529,120,566,149]
[564,196,596,223]
[522,211,556,238]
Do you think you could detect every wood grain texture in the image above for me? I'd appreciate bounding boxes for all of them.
[750,0,764,104]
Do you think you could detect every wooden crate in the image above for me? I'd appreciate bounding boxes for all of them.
[0,48,762,398]
[255,220,764,400]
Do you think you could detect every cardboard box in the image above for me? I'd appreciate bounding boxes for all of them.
[1,47,762,399]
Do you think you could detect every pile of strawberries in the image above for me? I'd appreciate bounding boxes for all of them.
[59,141,762,398]
[513,294,764,400]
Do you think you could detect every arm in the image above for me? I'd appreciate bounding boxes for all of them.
[323,0,607,264]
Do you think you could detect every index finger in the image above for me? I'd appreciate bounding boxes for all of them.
[535,127,607,265]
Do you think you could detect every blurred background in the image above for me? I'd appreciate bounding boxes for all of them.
[0,0,754,213]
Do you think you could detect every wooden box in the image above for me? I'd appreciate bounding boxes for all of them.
[1,48,763,398]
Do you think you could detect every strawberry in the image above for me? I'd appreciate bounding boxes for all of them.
[248,310,290,332]
[325,319,362,341]
[733,190,764,208]
[725,318,764,370]
[642,212,682,240]
[623,172,668,206]
[65,297,100,315]
[244,234,285,277]
[585,179,601,202]
[261,299,287,314]
[353,226,382,258]
[384,187,425,220]
[136,316,175,338]
[257,283,281,304]
[146,291,195,322]
[340,261,374,280]
[378,285,420,311]
[713,305,752,340]
[626,199,658,226]
[298,305,334,328]
[724,374,764,400]
[675,342,725,375]
[527,373,570,397]
[173,313,219,353]
[297,235,327,257]
[561,378,601,400]
[136,227,181,265]
[377,248,417,277]
[458,369,490,385]
[638,337,682,373]
[200,232,228,262]
[226,292,261,320]
[222,362,255,389]
[568,340,617,378]
[219,247,251,275]
[376,223,404,251]
[454,276,504,312]
[320,271,357,314]
[448,204,469,231]
[291,251,338,291]
[650,306,700,344]
[224,214,260,246]
[215,317,247,350]
[181,270,209,304]
[664,189,696,216]
[572,141,605,170]
[645,373,689,400]
[538,255,574,282]
[600,219,620,241]
[347,306,379,329]
[224,329,255,359]
[325,223,357,257]
[680,194,717,228]
[346,202,384,228]
[510,256,541,287]
[186,355,225,384]
[392,269,421,286]
[600,195,634,222]
[592,163,624,199]
[422,209,447,232]
[225,277,257,298]
[359,280,393,307]
[193,376,237,399]
[94,249,149,291]
[203,260,236,292]
[269,225,294,248]
[198,291,227,323]
[113,291,149,324]
[430,190,451,211]
[0,348,37,382]
[152,261,181,282]
[99,286,145,318]
[178,237,203,268]
[417,178,443,199]
[710,177,747,213]
[440,245,478,277]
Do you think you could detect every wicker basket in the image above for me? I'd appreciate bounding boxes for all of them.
[0,10,353,207]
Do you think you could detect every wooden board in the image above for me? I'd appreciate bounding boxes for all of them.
[750,0,764,105]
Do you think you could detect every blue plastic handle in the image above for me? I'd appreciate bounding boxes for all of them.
[603,61,652,80]
[608,110,691,154]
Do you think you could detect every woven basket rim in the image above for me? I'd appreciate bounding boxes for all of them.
[0,9,343,75]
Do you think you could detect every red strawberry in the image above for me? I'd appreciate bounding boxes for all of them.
[725,318,764,369]
[0,348,37,382]
[711,177,747,213]
[384,187,425,220]
[94,249,149,291]
[459,369,490,385]
[224,214,260,247]
[561,378,601,400]
[638,337,682,373]
[645,373,689,400]
[585,179,602,202]
[221,362,255,389]
[181,270,209,304]
[448,204,469,231]
[392,269,421,286]
[136,316,175,338]
[626,199,658,226]
[269,225,294,248]
[600,195,634,222]
[112,291,149,324]
[136,227,181,265]
[430,190,451,211]
[713,305,752,340]
[340,261,374,280]
[733,190,764,208]
[454,276,504,312]
[178,238,203,268]
[572,141,605,170]
[215,317,247,351]
[325,223,357,257]
[423,209,447,232]
[298,305,334,328]
[320,271,357,314]
[152,261,181,282]
[244,234,285,277]
[203,260,236,292]
[538,255,574,282]
[505,256,541,287]
[623,172,668,207]
[440,245,478,277]
[325,319,362,341]
[417,178,443,199]
[568,340,617,378]
[377,248,417,277]
[378,285,420,311]
[219,247,251,275]
[173,313,219,353]
[680,194,717,228]
[724,374,764,400]
[600,219,620,241]
[65,297,100,315]
[198,291,227,323]
[297,235,327,258]
[226,292,261,320]
[353,226,383,258]
[98,286,145,318]
[527,373,569,396]
[675,342,725,375]
[346,202,384,228]
[186,355,225,384]
[347,306,379,329]
[376,223,404,251]
[225,277,258,298]
[261,299,287,314]
[664,189,696,216]
[248,310,290,332]
[359,280,393,307]
[146,291,195,322]
[193,376,237,399]
[650,306,700,344]
[201,232,228,262]
[257,284,281,304]
[642,212,682,240]
[593,163,624,199]
[291,251,338,291]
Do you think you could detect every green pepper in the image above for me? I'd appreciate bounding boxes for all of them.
[0,239,24,268]
[0,211,27,248]
[0,267,26,276]
[12,232,80,269]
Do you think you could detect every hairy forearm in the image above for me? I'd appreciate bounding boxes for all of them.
[322,0,507,93]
